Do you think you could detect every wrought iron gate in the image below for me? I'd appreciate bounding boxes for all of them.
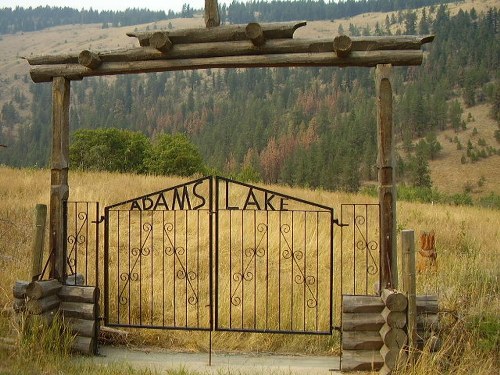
[102,177,334,335]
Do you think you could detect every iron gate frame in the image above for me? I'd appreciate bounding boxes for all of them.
[100,176,336,335]
[103,176,214,331]
[65,179,381,337]
[214,176,335,335]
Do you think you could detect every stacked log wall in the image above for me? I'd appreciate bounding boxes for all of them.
[59,285,100,355]
[341,295,384,372]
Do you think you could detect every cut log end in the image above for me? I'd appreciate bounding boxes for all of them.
[334,35,353,57]
[246,23,266,46]
[149,32,173,53]
[78,50,102,69]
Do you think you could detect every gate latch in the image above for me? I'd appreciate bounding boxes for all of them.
[333,218,348,227]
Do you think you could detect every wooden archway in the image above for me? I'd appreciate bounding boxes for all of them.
[25,1,433,292]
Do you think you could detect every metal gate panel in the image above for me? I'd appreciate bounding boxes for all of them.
[215,177,334,335]
[104,177,213,331]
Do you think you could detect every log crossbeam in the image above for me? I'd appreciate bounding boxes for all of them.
[29,50,425,83]
[25,35,434,68]
[25,25,434,81]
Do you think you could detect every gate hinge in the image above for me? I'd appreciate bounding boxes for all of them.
[92,215,106,224]
[333,219,348,227]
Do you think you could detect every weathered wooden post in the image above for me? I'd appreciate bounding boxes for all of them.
[49,77,70,281]
[376,64,397,290]
[402,230,417,356]
[31,204,47,280]
[205,0,220,28]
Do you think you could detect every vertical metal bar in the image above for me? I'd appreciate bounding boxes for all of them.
[95,202,100,290]
[139,212,143,325]
[365,205,369,295]
[185,211,188,328]
[329,209,334,333]
[73,202,78,284]
[290,211,294,331]
[253,210,257,330]
[316,211,319,331]
[240,209,244,329]
[265,210,269,331]
[340,205,344,298]
[162,210,165,327]
[173,210,177,327]
[278,211,281,330]
[212,177,216,331]
[103,207,109,325]
[85,202,89,285]
[117,211,120,324]
[353,204,357,294]
[197,210,200,327]
[150,210,154,326]
[229,206,232,329]
[127,211,131,324]
[303,211,306,332]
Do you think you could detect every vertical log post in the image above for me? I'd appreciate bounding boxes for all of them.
[402,230,417,356]
[49,77,70,282]
[205,0,220,28]
[376,64,397,290]
[31,204,47,280]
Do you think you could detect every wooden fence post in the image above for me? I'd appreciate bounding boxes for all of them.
[49,77,70,281]
[205,0,220,28]
[402,229,417,355]
[31,204,47,280]
[376,64,397,290]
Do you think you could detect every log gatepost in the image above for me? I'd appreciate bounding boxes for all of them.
[49,77,70,281]
[376,64,398,291]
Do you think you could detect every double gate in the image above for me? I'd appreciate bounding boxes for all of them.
[104,176,333,335]
[65,176,381,337]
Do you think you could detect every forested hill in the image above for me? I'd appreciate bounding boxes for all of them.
[0,2,499,206]
[0,7,177,34]
[1,0,448,34]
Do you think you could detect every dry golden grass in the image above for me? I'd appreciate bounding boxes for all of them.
[0,166,498,375]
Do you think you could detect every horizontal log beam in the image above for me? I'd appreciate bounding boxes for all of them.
[127,21,307,45]
[60,301,97,320]
[343,331,383,350]
[30,50,423,82]
[25,35,434,66]
[59,285,98,303]
[343,312,385,331]
[71,335,95,355]
[64,317,96,337]
[341,350,384,371]
[343,295,385,314]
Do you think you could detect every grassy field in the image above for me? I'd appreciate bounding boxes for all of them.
[0,166,498,374]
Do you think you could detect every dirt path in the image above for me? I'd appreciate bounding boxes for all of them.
[87,345,341,374]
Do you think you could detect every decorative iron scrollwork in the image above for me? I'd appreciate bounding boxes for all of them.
[354,214,379,275]
[164,222,199,306]
[230,223,268,306]
[280,224,318,309]
[66,211,88,275]
[118,220,153,305]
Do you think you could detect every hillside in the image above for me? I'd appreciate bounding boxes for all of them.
[0,0,498,203]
